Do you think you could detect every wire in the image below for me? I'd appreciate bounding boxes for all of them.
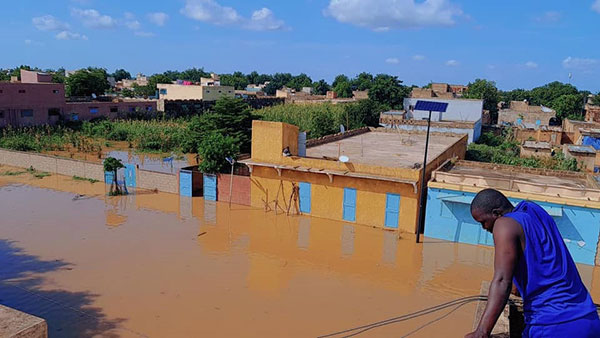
[400,301,473,338]
[317,295,487,338]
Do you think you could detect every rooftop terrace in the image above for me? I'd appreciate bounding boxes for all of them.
[306,131,464,169]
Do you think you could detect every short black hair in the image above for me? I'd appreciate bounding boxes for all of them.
[470,189,513,215]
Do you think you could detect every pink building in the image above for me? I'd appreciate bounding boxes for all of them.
[0,70,156,127]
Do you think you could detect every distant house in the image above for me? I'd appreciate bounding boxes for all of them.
[497,101,556,128]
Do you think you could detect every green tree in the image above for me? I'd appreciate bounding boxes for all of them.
[50,68,66,84]
[208,97,254,152]
[103,157,125,195]
[332,75,353,98]
[112,69,131,82]
[308,110,336,138]
[463,79,499,113]
[287,73,313,91]
[590,93,600,106]
[312,79,331,95]
[552,94,584,120]
[343,99,384,129]
[121,88,135,98]
[220,71,250,90]
[180,68,211,82]
[368,74,407,109]
[264,81,282,96]
[65,68,110,97]
[529,81,578,106]
[198,132,240,174]
[352,72,374,91]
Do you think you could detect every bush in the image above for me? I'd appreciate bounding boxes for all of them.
[198,132,240,174]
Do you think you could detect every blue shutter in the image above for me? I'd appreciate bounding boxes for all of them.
[384,193,400,228]
[203,174,217,201]
[343,188,357,222]
[125,164,136,188]
[180,170,192,197]
[299,182,311,214]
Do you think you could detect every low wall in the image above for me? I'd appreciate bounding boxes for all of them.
[137,169,179,194]
[0,148,104,181]
[217,174,251,206]
[0,304,47,338]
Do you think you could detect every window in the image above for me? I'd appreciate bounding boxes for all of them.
[146,106,153,112]
[343,188,357,222]
[218,90,222,93]
[110,107,118,113]
[0,110,4,118]
[0,90,3,94]
[52,90,60,94]
[48,108,60,116]
[89,107,99,114]
[159,89,167,95]
[129,106,136,112]
[20,109,33,117]
[206,90,210,93]
[18,90,26,94]
[71,113,79,121]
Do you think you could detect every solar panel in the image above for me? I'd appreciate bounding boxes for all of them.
[414,100,449,112]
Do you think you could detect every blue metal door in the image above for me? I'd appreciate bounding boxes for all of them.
[180,170,192,197]
[299,182,311,214]
[125,164,136,188]
[104,171,114,184]
[343,188,357,222]
[384,193,401,228]
[204,174,217,201]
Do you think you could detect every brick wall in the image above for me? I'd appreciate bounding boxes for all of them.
[136,169,178,194]
[217,174,251,206]
[306,127,370,148]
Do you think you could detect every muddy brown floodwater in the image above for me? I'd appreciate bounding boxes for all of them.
[1,170,600,337]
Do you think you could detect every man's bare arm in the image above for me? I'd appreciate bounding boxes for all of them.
[466,217,522,338]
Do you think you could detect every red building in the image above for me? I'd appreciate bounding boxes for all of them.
[0,70,157,127]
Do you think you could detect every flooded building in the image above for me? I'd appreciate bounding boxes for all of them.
[498,101,557,128]
[424,160,600,265]
[241,121,468,233]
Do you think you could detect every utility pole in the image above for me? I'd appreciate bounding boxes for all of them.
[416,109,432,244]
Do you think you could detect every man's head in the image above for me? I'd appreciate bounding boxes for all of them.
[470,189,513,233]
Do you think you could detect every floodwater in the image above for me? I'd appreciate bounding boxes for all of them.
[1,171,600,338]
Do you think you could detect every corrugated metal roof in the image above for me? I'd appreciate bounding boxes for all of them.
[523,141,551,149]
[567,145,596,154]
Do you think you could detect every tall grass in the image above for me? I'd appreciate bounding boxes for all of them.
[255,103,346,138]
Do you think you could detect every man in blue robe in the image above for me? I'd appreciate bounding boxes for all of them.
[466,189,600,338]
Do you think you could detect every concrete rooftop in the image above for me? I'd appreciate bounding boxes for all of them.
[306,131,463,169]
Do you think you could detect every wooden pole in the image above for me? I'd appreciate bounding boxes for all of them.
[228,163,234,209]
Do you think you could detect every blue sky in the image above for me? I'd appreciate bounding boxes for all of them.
[3,0,600,91]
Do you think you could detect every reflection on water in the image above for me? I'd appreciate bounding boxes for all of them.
[1,173,600,337]
[106,150,192,174]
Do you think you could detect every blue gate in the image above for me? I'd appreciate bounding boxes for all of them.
[104,171,114,184]
[384,193,400,228]
[299,182,311,214]
[343,188,357,222]
[125,164,136,188]
[203,174,217,201]
[180,170,192,197]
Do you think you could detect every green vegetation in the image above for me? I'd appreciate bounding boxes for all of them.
[103,157,125,196]
[65,68,110,97]
[73,176,100,184]
[0,170,26,176]
[467,131,579,171]
[198,132,240,174]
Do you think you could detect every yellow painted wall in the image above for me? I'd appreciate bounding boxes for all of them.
[250,166,419,233]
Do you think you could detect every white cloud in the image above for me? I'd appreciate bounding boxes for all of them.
[562,56,599,70]
[181,0,286,31]
[245,8,286,31]
[412,54,425,61]
[56,31,88,40]
[385,57,400,64]
[525,61,538,69]
[148,12,169,26]
[593,0,600,13]
[71,8,116,29]
[445,59,459,67]
[32,15,70,31]
[534,11,561,23]
[324,0,463,31]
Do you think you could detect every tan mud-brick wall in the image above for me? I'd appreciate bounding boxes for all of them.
[137,169,178,194]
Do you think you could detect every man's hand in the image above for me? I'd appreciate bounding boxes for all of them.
[465,329,489,338]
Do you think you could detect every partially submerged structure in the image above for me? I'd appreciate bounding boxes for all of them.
[425,160,600,265]
[241,121,467,233]
[520,141,552,158]
[498,101,556,128]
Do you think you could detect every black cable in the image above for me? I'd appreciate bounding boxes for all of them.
[317,295,487,338]
[400,301,472,338]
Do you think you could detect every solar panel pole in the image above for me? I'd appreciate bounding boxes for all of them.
[416,109,432,243]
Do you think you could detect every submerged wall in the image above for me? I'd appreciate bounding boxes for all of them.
[424,187,600,266]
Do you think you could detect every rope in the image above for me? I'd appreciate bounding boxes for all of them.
[317,295,488,338]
